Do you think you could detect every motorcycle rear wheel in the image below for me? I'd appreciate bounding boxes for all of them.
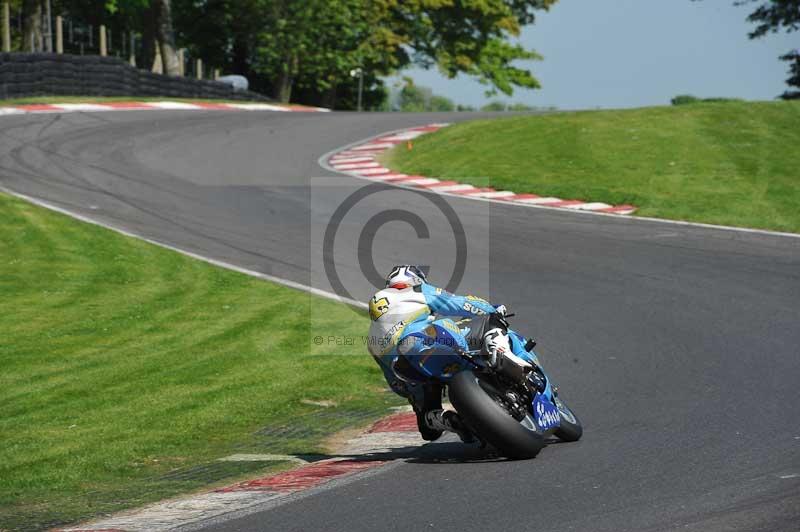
[449,370,545,460]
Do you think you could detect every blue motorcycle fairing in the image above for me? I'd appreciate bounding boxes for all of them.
[401,318,477,381]
[507,330,545,369]
[400,317,560,430]
[531,374,560,431]
[532,391,561,431]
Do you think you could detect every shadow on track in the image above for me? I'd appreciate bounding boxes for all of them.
[288,436,568,466]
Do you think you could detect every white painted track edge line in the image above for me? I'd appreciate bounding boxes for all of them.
[0,186,369,309]
[316,128,800,240]
[0,102,331,117]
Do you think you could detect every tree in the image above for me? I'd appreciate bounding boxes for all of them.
[45,0,558,106]
[152,0,179,75]
[174,0,557,104]
[22,0,41,52]
[378,0,558,96]
[740,0,800,38]
[708,1,800,93]
[508,102,538,110]
[172,0,261,80]
[253,0,398,104]
[481,101,507,111]
[174,0,396,104]
[291,1,394,108]
[398,77,432,111]
[253,0,313,101]
[173,0,358,101]
[56,0,176,72]
[429,95,455,111]
[741,0,800,95]
[391,77,458,111]
[779,49,800,97]
[480,100,549,111]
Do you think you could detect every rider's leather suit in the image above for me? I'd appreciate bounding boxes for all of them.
[367,282,535,406]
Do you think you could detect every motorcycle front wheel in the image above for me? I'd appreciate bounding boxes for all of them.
[553,395,583,442]
[449,370,544,460]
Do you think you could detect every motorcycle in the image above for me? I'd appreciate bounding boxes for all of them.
[394,313,582,459]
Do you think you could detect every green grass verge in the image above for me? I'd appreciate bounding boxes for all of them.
[0,193,397,530]
[382,101,800,233]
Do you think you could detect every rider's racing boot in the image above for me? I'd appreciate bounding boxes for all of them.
[425,410,476,444]
[415,406,444,441]
[415,384,445,441]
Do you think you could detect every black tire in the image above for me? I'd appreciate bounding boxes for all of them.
[449,370,545,459]
[553,395,583,442]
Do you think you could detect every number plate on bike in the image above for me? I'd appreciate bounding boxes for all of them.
[532,393,561,431]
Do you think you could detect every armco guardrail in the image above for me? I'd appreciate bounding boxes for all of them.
[0,53,268,101]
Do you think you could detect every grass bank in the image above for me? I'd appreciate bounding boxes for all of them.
[0,193,395,530]
[382,101,800,233]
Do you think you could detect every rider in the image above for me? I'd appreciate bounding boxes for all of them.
[367,265,521,442]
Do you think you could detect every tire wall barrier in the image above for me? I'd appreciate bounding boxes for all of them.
[0,53,269,101]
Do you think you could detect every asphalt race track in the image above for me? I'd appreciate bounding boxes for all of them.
[1,110,799,532]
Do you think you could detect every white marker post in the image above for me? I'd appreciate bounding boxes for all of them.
[2,2,10,52]
[178,48,185,76]
[99,24,107,56]
[129,33,136,66]
[55,15,63,54]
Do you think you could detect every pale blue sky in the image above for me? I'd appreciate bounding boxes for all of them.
[391,0,798,109]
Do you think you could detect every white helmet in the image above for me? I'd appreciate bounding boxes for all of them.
[385,265,427,289]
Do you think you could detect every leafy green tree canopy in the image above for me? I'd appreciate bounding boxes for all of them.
[739,0,800,38]
[697,1,800,94]
[15,0,559,107]
[739,1,800,94]
[174,0,558,103]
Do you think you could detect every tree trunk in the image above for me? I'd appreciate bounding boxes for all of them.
[320,81,337,109]
[272,70,292,102]
[22,0,41,52]
[43,0,51,52]
[152,0,180,76]
[272,53,296,103]
[232,36,250,78]
[141,3,157,71]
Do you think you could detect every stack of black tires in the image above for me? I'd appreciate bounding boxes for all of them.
[0,52,268,101]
